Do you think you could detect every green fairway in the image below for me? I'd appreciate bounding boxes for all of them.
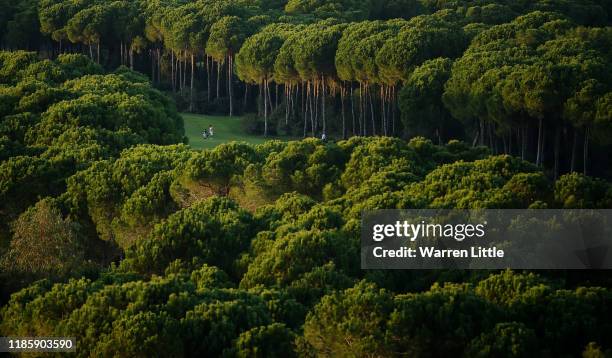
[182,113,292,150]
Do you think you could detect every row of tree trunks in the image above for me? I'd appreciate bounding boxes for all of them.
[477,119,591,179]
[102,44,599,177]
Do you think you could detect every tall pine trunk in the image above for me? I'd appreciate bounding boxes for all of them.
[178,54,182,91]
[341,86,346,139]
[190,54,195,113]
[310,82,315,137]
[554,126,561,180]
[541,124,547,167]
[359,82,364,136]
[381,86,386,136]
[536,118,543,166]
[206,56,211,101]
[583,128,589,175]
[216,61,221,99]
[368,85,375,136]
[301,82,305,127]
[521,124,527,160]
[183,52,187,90]
[258,82,262,117]
[321,76,326,135]
[171,51,175,92]
[391,86,396,136]
[304,82,309,138]
[228,55,233,117]
[264,79,269,137]
[285,85,290,125]
[313,80,319,134]
[351,85,356,136]
[571,129,577,172]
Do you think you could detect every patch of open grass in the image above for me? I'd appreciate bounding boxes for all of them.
[182,113,295,150]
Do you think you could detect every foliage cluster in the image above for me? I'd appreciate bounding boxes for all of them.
[2,133,612,355]
[2,0,611,176]
[0,52,185,289]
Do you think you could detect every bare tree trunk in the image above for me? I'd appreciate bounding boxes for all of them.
[321,76,326,135]
[301,82,305,127]
[258,82,262,117]
[541,124,547,166]
[178,54,182,91]
[285,84,290,125]
[294,84,299,123]
[314,80,319,134]
[359,83,365,136]
[264,79,268,137]
[554,126,561,180]
[583,128,589,175]
[216,61,221,99]
[177,55,180,90]
[521,126,527,160]
[369,85,375,136]
[472,128,479,147]
[308,82,315,137]
[303,85,308,138]
[388,87,392,136]
[571,129,577,172]
[190,54,195,112]
[381,86,386,136]
[288,85,293,125]
[341,86,346,139]
[181,55,185,91]
[228,55,233,116]
[179,54,182,89]
[171,51,175,92]
[350,85,356,136]
[206,56,211,101]
[535,118,542,166]
[488,122,494,153]
[183,52,187,90]
[386,86,391,136]
[390,86,395,136]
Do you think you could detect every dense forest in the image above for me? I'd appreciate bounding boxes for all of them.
[1,0,612,356]
[1,0,611,176]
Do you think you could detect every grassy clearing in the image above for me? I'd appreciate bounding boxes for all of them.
[182,113,294,150]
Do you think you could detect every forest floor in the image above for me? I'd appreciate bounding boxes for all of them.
[182,113,295,150]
